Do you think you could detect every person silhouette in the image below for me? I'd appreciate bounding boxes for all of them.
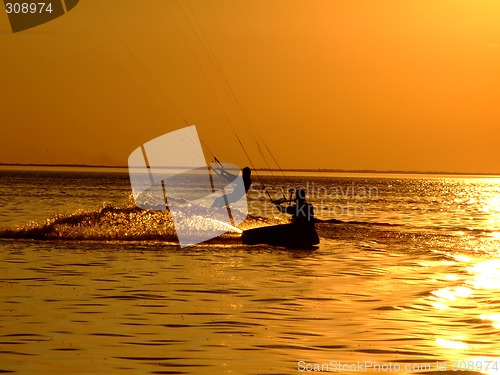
[211,167,252,208]
[273,188,319,245]
[273,188,313,223]
[241,187,320,248]
[241,167,252,193]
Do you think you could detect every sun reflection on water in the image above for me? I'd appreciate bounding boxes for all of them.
[480,314,500,329]
[431,286,472,301]
[483,195,500,236]
[467,259,500,290]
[429,251,500,368]
[436,338,468,350]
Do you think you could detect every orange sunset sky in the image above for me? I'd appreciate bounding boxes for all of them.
[1,0,499,173]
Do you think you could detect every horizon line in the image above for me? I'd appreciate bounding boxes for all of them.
[1,162,499,176]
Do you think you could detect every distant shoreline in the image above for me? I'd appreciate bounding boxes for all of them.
[1,163,499,177]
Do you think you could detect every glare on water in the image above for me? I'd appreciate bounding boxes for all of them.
[2,170,500,374]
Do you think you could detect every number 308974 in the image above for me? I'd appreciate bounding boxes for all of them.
[5,2,54,14]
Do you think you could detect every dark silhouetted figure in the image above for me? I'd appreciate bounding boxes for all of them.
[241,167,252,193]
[211,166,252,208]
[274,188,314,224]
[273,188,319,246]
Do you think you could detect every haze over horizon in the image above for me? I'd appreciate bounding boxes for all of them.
[1,0,499,174]
[2,162,500,176]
